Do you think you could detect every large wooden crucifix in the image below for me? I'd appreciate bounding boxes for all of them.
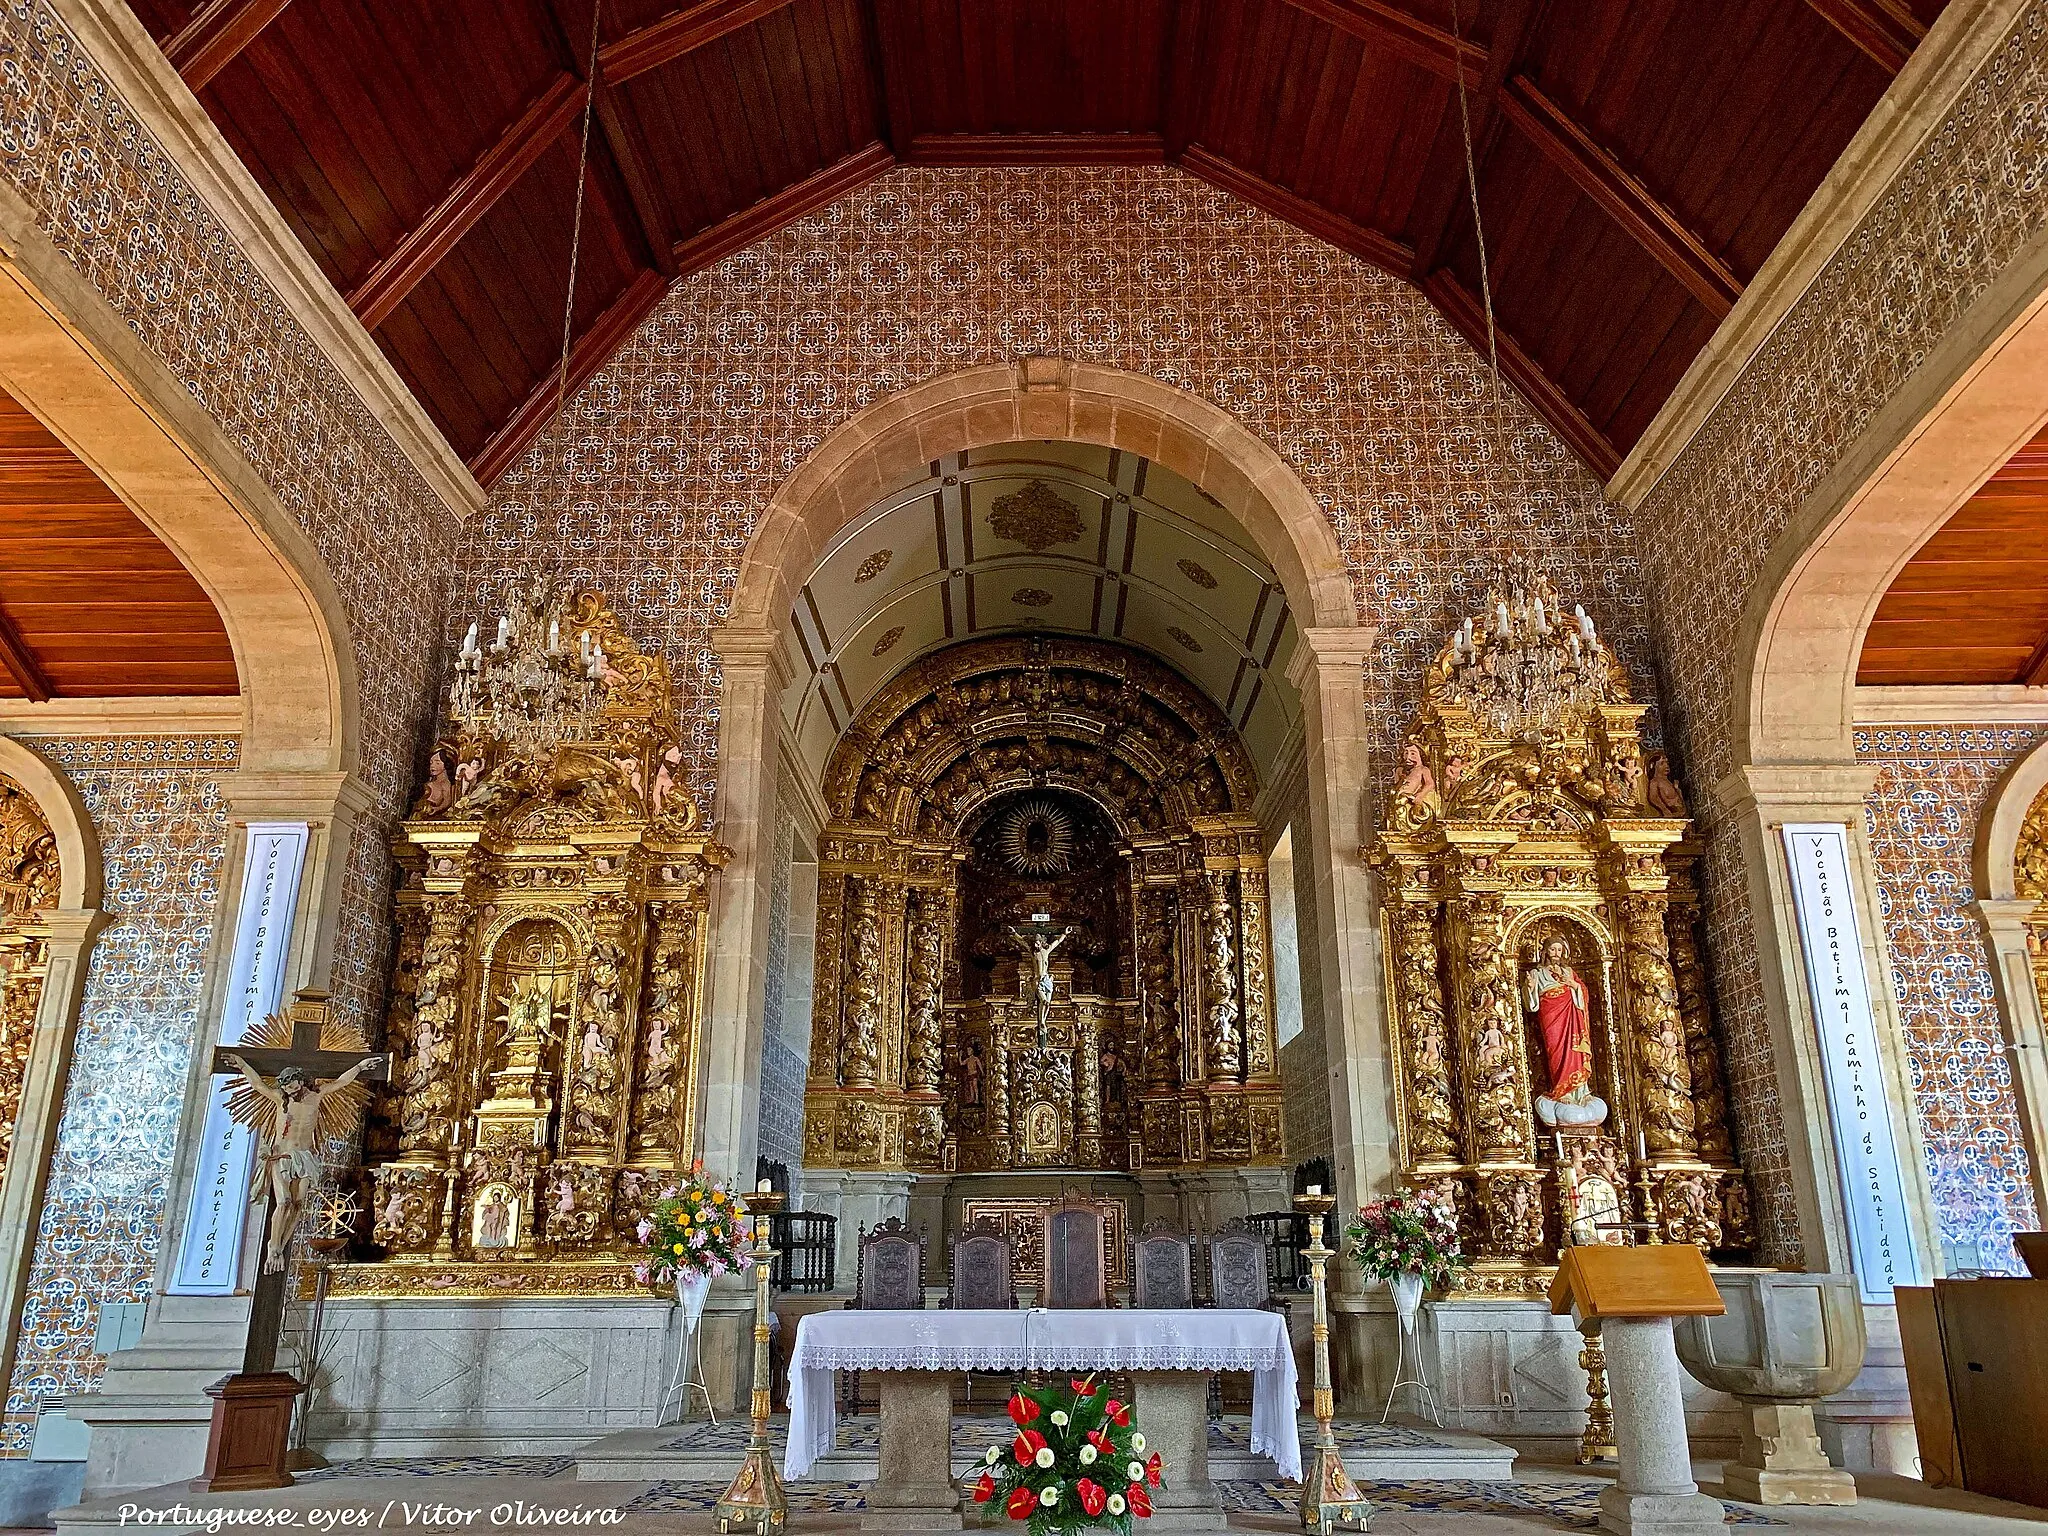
[197,989,384,1492]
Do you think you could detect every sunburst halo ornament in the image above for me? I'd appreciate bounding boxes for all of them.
[998,796,1075,876]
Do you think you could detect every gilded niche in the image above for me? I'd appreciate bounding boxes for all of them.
[0,775,59,1192]
[803,635,1284,1177]
[360,588,724,1276]
[1369,567,1750,1292]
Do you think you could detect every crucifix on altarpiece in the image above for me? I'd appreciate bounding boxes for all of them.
[196,989,386,1493]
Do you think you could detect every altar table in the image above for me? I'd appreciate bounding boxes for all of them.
[785,1308,1300,1531]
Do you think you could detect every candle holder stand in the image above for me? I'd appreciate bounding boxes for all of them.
[1294,1191,1371,1534]
[716,1189,788,1536]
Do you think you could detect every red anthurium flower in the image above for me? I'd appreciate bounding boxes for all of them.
[1012,1428,1048,1466]
[1127,1482,1153,1517]
[1005,1486,1037,1520]
[1147,1452,1164,1486]
[973,1472,996,1504]
[1070,1376,1098,1397]
[1006,1392,1040,1426]
[1076,1479,1107,1517]
[1106,1398,1131,1427]
[1087,1427,1115,1455]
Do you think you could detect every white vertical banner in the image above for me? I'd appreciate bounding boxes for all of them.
[1781,823,1926,1303]
[169,822,309,1295]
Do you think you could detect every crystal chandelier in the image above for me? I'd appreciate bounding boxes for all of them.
[448,580,610,762]
[1440,565,1610,738]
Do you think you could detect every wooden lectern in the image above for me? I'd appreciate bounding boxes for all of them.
[1550,1246,1725,1536]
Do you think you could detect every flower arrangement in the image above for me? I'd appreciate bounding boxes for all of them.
[970,1376,1161,1531]
[1344,1190,1466,1291]
[631,1161,754,1285]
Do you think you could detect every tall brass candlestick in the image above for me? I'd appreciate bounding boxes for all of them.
[716,1185,787,1536]
[1294,1190,1371,1534]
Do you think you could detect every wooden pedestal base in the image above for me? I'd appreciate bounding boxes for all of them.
[195,1372,304,1492]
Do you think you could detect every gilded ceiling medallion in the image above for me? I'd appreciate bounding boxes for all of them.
[988,479,1085,552]
[1176,558,1218,590]
[1011,587,1054,607]
[872,626,905,656]
[854,548,893,584]
[1167,626,1203,652]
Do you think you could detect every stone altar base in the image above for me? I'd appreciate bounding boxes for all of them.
[1131,1371,1227,1533]
[859,1373,961,1531]
[1723,1403,1858,1506]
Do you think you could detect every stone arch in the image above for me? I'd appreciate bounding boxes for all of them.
[1971,738,2048,1222]
[704,359,1387,1213]
[1976,737,2048,904]
[0,736,107,1425]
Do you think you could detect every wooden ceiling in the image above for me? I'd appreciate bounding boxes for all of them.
[126,0,1944,485]
[1858,425,2048,688]
[0,387,238,699]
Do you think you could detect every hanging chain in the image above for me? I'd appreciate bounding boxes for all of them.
[1447,0,1513,473]
[547,0,606,495]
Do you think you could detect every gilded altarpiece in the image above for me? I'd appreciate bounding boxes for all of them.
[346,592,723,1296]
[0,775,59,1192]
[2017,784,2048,1043]
[1370,574,1751,1295]
[804,637,1284,1177]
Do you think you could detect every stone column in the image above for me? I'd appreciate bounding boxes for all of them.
[1973,897,2048,1220]
[1129,1371,1226,1531]
[70,769,376,1498]
[1596,1317,1726,1535]
[862,1372,962,1530]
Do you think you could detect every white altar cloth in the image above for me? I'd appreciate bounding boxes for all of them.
[784,1308,1301,1481]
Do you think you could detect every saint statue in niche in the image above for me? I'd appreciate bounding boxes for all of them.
[958,1036,985,1110]
[1523,935,1607,1128]
[474,1184,517,1249]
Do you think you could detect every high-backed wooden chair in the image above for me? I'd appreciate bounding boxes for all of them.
[947,1216,1018,1310]
[1203,1218,1290,1415]
[1131,1219,1195,1310]
[1043,1198,1113,1309]
[841,1216,928,1410]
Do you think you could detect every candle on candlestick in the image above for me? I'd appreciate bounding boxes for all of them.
[1636,1129,1648,1165]
[1307,1184,1322,1197]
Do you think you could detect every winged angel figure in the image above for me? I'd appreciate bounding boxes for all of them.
[220,1014,384,1274]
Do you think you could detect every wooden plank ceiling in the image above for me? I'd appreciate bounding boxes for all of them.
[127,0,1945,485]
[0,387,238,699]
[1858,424,2048,687]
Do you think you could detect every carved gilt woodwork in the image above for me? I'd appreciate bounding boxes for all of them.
[1369,568,1752,1279]
[804,635,1283,1177]
[364,590,724,1268]
[0,775,58,1192]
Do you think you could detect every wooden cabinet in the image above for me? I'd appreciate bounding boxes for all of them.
[1900,1279,2048,1508]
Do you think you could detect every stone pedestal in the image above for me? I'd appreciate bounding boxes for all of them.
[1130,1371,1226,1531]
[861,1373,961,1531]
[1596,1317,1724,1536]
[1723,1403,1856,1505]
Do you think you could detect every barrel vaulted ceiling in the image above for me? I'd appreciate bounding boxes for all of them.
[120,0,1946,485]
[779,442,1299,786]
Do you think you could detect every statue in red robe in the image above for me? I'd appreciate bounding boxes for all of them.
[1523,937,1606,1128]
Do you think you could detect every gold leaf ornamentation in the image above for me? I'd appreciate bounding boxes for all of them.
[987,479,1085,552]
[854,548,893,584]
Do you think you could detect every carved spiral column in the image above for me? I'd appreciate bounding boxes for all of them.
[1450,891,1532,1164]
[1619,894,1698,1156]
[399,890,472,1158]
[903,887,947,1169]
[629,900,694,1161]
[1389,900,1459,1162]
[839,875,884,1088]
[1203,871,1243,1082]
[1139,885,1181,1089]
[0,934,47,1188]
[369,902,429,1160]
[1663,873,1732,1161]
[1076,1003,1103,1166]
[1238,862,1275,1076]
[567,896,639,1157]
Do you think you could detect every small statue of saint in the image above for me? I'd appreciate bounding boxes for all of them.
[958,1036,985,1110]
[220,1044,386,1273]
[1523,936,1608,1129]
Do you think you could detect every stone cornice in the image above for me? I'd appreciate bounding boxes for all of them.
[48,0,483,520]
[1852,684,2048,722]
[0,695,244,737]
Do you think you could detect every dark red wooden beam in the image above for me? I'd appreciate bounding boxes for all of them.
[347,73,587,331]
[2023,629,2048,687]
[600,0,801,82]
[1281,0,1484,85]
[542,0,680,279]
[162,0,295,91]
[861,0,914,156]
[671,141,895,272]
[1419,268,1621,480]
[1498,76,1741,318]
[0,603,53,702]
[908,133,1168,166]
[470,268,669,486]
[1179,145,1414,281]
[1804,0,1925,75]
[1407,0,1546,276]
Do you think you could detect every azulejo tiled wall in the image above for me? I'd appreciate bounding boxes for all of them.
[1635,5,2048,1265]
[1858,723,2045,1274]
[466,163,1651,827]
[755,812,805,1176]
[0,735,235,1453]
[0,0,459,1034]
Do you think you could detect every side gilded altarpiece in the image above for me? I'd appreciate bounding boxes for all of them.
[341,589,725,1298]
[1369,571,1752,1297]
[0,775,60,1193]
[804,636,1285,1178]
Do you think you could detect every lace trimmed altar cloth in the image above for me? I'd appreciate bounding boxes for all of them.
[784,1308,1301,1481]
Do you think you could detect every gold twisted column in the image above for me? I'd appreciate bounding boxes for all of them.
[1577,1325,1617,1464]
[716,1186,787,1536]
[1295,1191,1370,1534]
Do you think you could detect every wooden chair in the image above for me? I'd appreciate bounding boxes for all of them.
[947,1217,1018,1310]
[1131,1219,1195,1310]
[1043,1198,1115,1309]
[1203,1219,1290,1415]
[841,1217,926,1411]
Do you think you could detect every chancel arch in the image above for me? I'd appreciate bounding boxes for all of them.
[1970,742,2048,1223]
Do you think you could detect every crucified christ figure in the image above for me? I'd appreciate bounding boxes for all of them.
[1007,922,1072,1042]
[221,1049,385,1273]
